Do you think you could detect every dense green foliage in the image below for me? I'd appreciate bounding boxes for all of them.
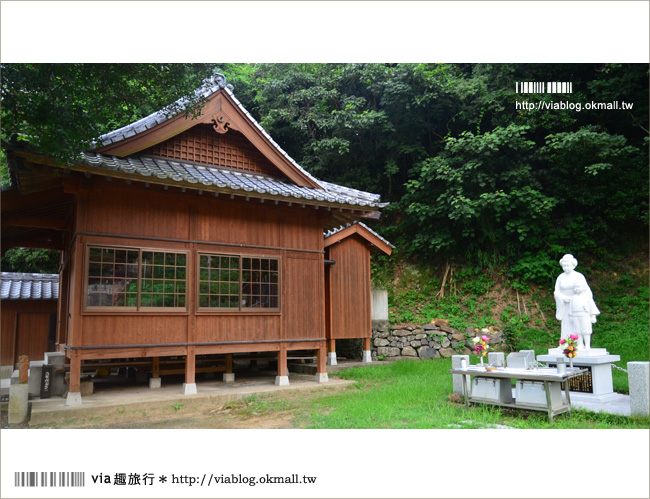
[2,63,647,273]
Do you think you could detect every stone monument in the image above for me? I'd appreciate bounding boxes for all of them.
[537,254,620,401]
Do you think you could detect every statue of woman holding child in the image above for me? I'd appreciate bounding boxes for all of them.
[554,254,600,350]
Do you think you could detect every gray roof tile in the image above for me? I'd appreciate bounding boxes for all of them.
[324,221,395,249]
[1,273,59,300]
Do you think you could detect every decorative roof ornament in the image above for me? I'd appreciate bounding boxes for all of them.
[210,73,227,89]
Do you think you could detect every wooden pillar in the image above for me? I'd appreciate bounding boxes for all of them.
[315,344,329,383]
[327,338,336,353]
[275,346,289,386]
[182,346,197,394]
[363,337,371,351]
[69,350,81,392]
[223,353,235,382]
[152,357,160,378]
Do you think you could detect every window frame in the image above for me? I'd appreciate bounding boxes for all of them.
[83,244,189,313]
[196,252,281,313]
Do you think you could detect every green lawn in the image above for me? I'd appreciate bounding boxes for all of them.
[296,358,649,429]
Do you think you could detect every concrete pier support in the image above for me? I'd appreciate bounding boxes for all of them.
[181,383,197,395]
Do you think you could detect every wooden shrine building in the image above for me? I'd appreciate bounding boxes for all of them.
[1,74,391,405]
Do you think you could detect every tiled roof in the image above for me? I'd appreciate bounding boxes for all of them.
[77,152,387,209]
[324,221,395,249]
[1,273,59,300]
[95,74,325,187]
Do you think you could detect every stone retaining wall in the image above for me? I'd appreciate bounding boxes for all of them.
[370,320,505,361]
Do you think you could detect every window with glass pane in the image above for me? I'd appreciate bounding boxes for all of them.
[198,254,240,309]
[198,254,279,311]
[87,247,139,307]
[86,246,187,310]
[140,251,187,308]
[242,257,279,309]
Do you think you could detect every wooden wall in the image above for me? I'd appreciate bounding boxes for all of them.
[65,180,326,356]
[326,235,372,340]
[1,300,57,365]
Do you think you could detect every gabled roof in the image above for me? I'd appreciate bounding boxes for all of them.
[1,272,59,300]
[93,74,322,189]
[324,221,394,255]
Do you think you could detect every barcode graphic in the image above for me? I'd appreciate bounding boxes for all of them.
[14,472,85,487]
[516,82,573,93]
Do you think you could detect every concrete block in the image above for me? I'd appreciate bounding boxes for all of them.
[326,352,337,366]
[8,384,29,424]
[274,375,289,386]
[28,361,45,397]
[66,391,82,406]
[361,350,372,363]
[314,373,328,383]
[149,377,161,389]
[181,383,197,395]
[223,373,235,383]
[10,369,19,385]
[44,352,65,366]
[628,361,649,416]
[1,365,13,379]
[488,352,505,367]
[451,355,470,396]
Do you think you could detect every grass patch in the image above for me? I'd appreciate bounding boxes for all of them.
[299,359,649,429]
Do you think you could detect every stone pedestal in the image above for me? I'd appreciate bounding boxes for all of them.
[361,350,372,363]
[66,391,82,406]
[274,375,289,386]
[44,352,65,366]
[181,383,197,395]
[326,352,337,366]
[8,384,29,424]
[149,377,161,389]
[538,351,620,402]
[314,373,328,383]
[223,373,235,383]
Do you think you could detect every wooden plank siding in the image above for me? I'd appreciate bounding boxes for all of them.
[326,235,372,340]
[1,300,57,365]
[63,179,327,359]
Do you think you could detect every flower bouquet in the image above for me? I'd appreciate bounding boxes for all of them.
[472,334,490,366]
[559,334,579,368]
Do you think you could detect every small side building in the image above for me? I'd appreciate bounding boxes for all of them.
[324,222,393,364]
[1,273,59,367]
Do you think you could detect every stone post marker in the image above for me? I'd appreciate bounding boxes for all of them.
[9,355,30,424]
[628,362,649,417]
[451,355,470,396]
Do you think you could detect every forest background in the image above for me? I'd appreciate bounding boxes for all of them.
[1,63,648,374]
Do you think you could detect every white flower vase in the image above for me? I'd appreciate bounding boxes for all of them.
[569,357,574,370]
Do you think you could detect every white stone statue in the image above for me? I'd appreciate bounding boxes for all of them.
[554,254,600,349]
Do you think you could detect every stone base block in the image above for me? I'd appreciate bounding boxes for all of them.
[314,373,328,383]
[80,379,94,396]
[44,352,65,366]
[361,350,372,363]
[181,383,197,395]
[326,352,337,366]
[1,365,13,379]
[547,347,608,357]
[65,391,82,406]
[149,377,161,389]
[223,373,235,383]
[274,375,289,386]
[8,384,29,424]
[628,361,649,416]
